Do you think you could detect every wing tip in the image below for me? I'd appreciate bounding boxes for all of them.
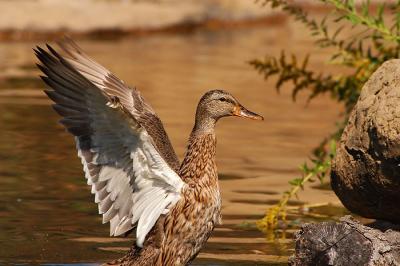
[136,237,144,248]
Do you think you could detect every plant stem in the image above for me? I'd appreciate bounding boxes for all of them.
[325,0,400,41]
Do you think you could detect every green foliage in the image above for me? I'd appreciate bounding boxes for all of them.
[254,0,400,231]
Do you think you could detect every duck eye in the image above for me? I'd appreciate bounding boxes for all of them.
[219,97,228,102]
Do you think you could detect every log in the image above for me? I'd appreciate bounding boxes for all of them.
[288,216,400,266]
[331,59,400,223]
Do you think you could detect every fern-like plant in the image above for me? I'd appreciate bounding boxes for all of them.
[253,0,400,232]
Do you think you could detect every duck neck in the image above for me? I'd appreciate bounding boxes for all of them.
[192,110,217,135]
[179,118,217,183]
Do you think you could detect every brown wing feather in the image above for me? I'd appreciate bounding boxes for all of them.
[35,44,185,244]
[56,37,180,171]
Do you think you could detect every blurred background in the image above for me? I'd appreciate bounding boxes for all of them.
[0,0,371,265]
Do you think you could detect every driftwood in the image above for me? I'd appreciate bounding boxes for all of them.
[331,59,400,223]
[289,216,400,266]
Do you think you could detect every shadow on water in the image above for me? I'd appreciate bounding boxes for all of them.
[218,173,246,180]
[0,76,44,89]
[233,190,279,195]
[0,24,344,265]
[230,199,306,206]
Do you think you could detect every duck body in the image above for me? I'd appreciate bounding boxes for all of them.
[35,39,262,266]
[109,130,221,265]
[167,133,221,265]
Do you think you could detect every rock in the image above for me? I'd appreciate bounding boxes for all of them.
[331,59,400,223]
[288,216,400,266]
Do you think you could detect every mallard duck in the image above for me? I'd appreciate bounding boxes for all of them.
[35,38,263,266]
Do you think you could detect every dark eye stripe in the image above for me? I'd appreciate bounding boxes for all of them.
[219,97,233,103]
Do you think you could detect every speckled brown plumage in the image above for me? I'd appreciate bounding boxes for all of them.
[105,132,221,266]
[104,85,263,265]
[35,39,263,266]
[137,112,180,172]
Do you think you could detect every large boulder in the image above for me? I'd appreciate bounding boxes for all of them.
[289,216,400,266]
[331,59,400,223]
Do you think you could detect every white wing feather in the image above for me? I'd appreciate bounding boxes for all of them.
[77,121,184,248]
[36,45,186,248]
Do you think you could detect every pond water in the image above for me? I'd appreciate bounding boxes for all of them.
[0,20,345,265]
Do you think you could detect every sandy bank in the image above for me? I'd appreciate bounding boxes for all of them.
[1,0,390,41]
[1,0,281,40]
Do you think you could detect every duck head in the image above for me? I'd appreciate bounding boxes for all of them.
[193,90,263,133]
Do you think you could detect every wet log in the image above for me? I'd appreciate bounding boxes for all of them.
[288,216,400,266]
[331,59,400,223]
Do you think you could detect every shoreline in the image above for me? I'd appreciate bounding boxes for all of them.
[0,14,288,42]
[0,0,339,42]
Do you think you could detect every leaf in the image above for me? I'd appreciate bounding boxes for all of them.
[377,3,385,22]
[361,0,369,17]
[289,178,303,186]
[346,13,360,25]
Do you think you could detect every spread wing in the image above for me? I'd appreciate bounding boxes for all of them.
[57,37,180,172]
[35,44,185,247]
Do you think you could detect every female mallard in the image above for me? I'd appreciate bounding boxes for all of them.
[35,38,263,265]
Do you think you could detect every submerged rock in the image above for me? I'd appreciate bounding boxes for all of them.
[331,59,400,223]
[289,216,400,266]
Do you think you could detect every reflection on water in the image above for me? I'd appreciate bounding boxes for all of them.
[0,22,343,265]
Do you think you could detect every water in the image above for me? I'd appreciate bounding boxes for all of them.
[0,22,345,265]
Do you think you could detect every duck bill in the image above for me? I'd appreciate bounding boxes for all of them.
[233,105,264,121]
